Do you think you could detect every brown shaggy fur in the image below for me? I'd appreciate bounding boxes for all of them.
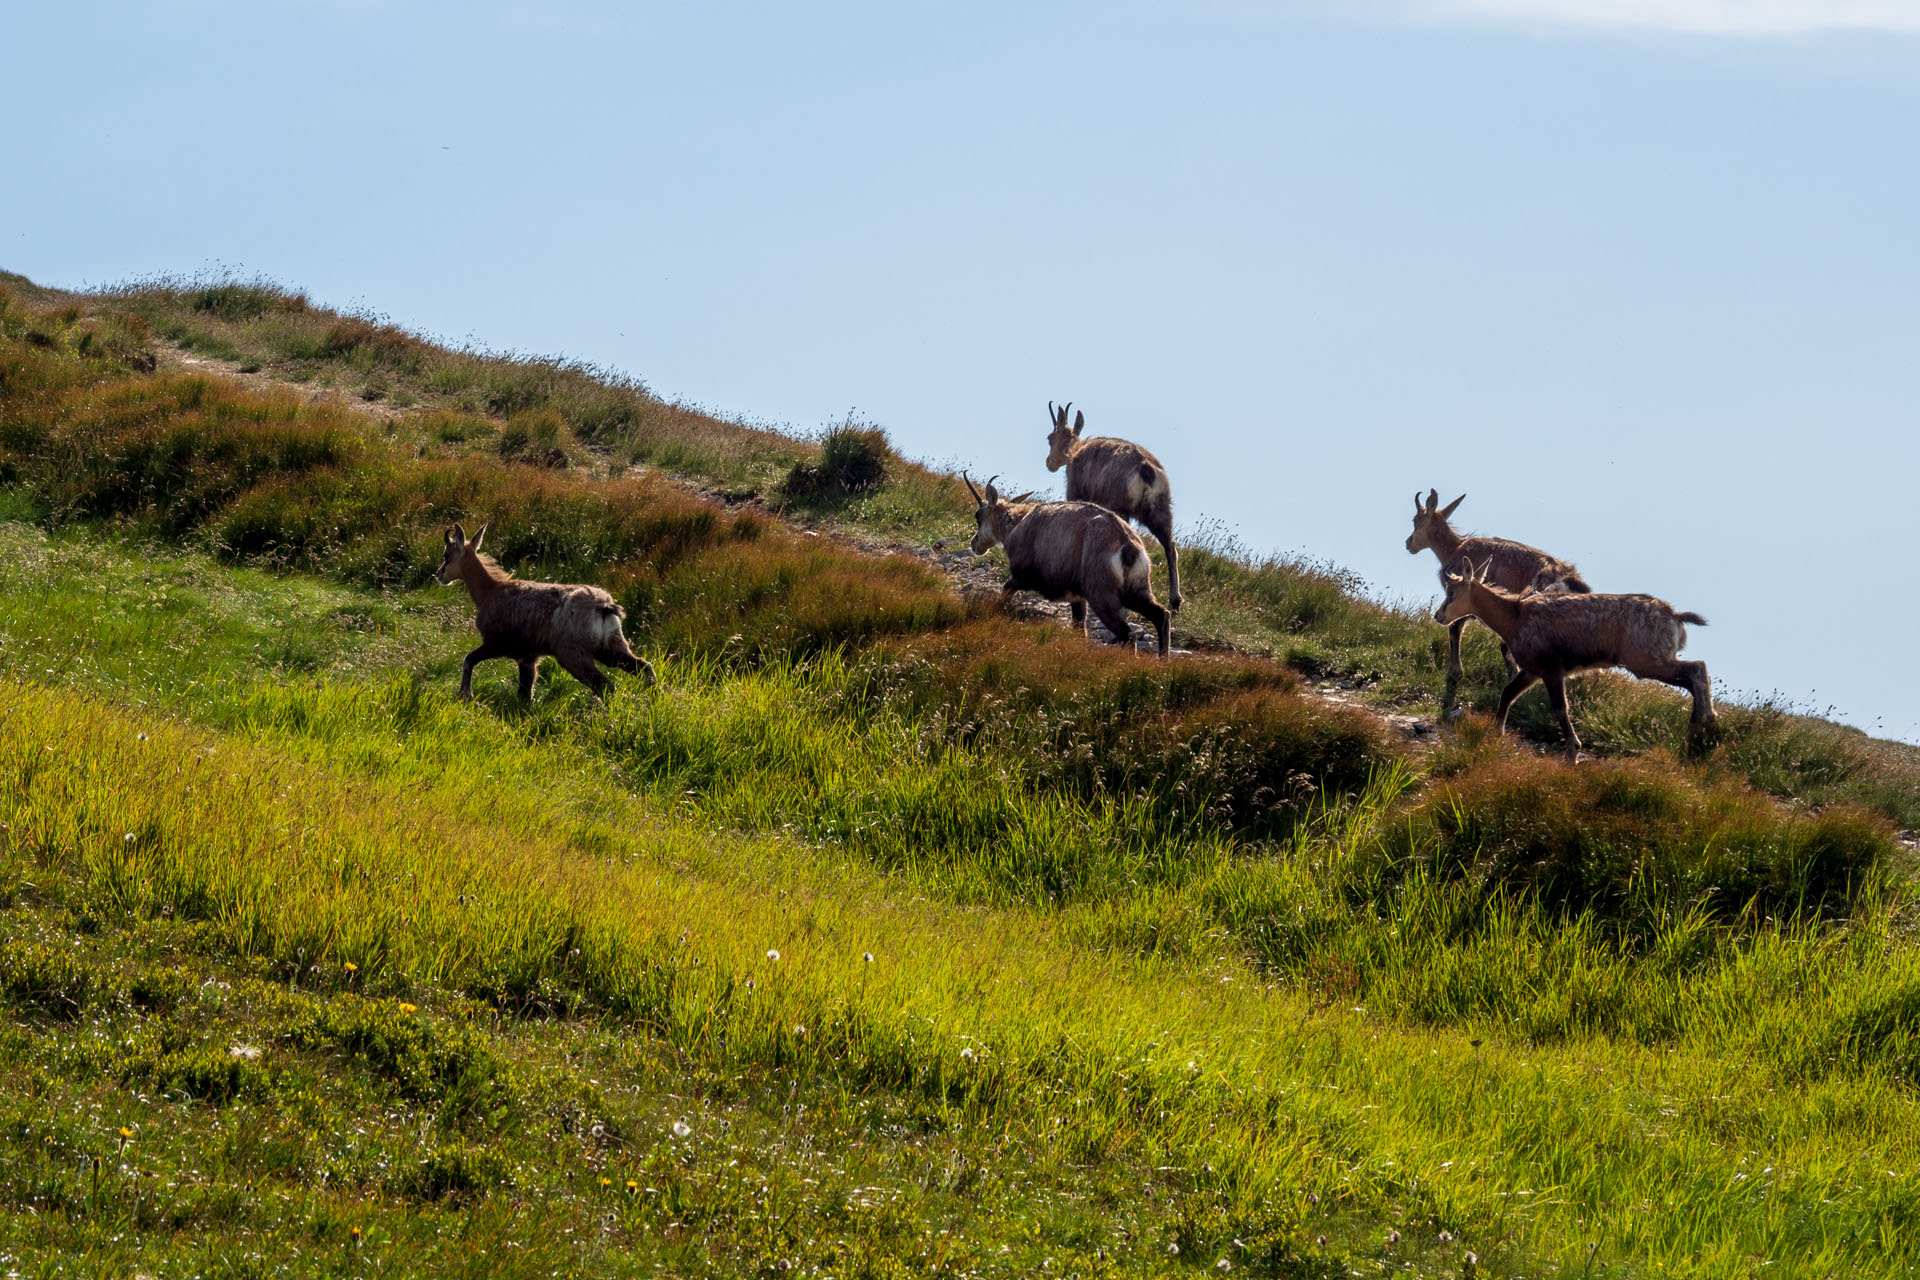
[435,523,655,700]
[1437,557,1714,759]
[1406,489,1590,716]
[965,474,1171,659]
[1045,402,1181,612]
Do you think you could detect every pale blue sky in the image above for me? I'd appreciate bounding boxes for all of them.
[7,1,1919,739]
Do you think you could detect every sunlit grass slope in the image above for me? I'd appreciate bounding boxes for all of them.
[6,270,1913,825]
[1,512,1918,1275]
[2,272,1919,1275]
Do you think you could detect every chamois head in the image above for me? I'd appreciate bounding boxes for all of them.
[963,472,1006,556]
[1406,488,1466,555]
[1044,401,1084,473]
[1434,556,1496,623]
[435,522,488,585]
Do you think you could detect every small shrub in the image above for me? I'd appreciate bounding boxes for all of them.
[292,998,512,1123]
[128,967,193,1015]
[0,939,96,1020]
[124,1042,267,1104]
[188,284,290,323]
[498,409,570,468]
[1369,746,1894,935]
[391,1142,512,1202]
[784,422,891,500]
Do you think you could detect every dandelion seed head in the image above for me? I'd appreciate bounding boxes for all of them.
[766,949,779,962]
[1166,1242,1180,1256]
[671,1120,692,1138]
[123,833,136,843]
[228,1044,261,1060]
[862,951,874,963]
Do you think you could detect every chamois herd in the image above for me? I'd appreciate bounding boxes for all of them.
[439,402,1717,761]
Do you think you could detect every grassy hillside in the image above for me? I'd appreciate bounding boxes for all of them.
[3,272,1920,1276]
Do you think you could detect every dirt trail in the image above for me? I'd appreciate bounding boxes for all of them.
[156,338,1438,747]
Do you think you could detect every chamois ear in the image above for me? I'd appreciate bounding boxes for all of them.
[448,523,466,545]
[1445,555,1471,582]
[1072,410,1083,436]
[984,474,1001,505]
[1439,494,1465,520]
[1425,488,1440,513]
[471,524,487,550]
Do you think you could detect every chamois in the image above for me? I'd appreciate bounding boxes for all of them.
[1436,557,1715,760]
[1406,488,1590,716]
[964,473,1172,659]
[435,523,655,701]
[1045,402,1182,612]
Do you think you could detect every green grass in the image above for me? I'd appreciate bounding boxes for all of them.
[2,523,1919,1274]
[3,270,1920,1274]
[15,271,1908,828]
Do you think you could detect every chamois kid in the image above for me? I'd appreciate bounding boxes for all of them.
[965,473,1172,659]
[1436,557,1715,760]
[1407,488,1590,715]
[1045,402,1182,612]
[435,523,655,701]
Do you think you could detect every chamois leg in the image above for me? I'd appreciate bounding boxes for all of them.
[1123,589,1171,660]
[1681,659,1719,752]
[1542,670,1581,761]
[600,635,658,686]
[1090,596,1135,649]
[459,638,511,700]
[1144,510,1180,613]
[517,657,539,702]
[1633,657,1718,752]
[1440,618,1470,717]
[554,648,609,699]
[1069,599,1088,636]
[1491,670,1540,734]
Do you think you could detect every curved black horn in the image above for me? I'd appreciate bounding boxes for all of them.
[961,470,983,503]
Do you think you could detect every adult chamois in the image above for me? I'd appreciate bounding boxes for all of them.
[965,473,1172,659]
[1436,556,1715,760]
[1045,402,1181,612]
[1406,489,1590,716]
[435,523,655,701]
